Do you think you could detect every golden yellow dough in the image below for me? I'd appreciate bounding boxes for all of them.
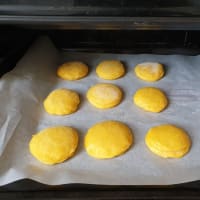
[29,126,79,165]
[133,87,168,113]
[57,61,89,80]
[96,60,125,80]
[43,88,80,115]
[134,62,164,82]
[84,120,133,159]
[145,124,191,158]
[87,83,123,109]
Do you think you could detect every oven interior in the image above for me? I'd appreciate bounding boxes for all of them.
[2,28,200,77]
[1,0,200,198]
[0,27,200,199]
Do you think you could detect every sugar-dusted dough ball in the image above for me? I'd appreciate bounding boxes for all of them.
[57,61,89,80]
[87,83,123,109]
[96,60,125,80]
[44,88,80,115]
[29,126,79,165]
[134,62,164,82]
[145,124,191,158]
[85,120,133,159]
[133,87,168,113]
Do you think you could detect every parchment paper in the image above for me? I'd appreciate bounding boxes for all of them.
[0,37,199,186]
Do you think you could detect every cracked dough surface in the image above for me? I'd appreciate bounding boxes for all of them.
[87,83,123,109]
[134,62,164,82]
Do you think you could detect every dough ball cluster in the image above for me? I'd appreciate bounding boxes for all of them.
[96,60,125,80]
[84,120,133,159]
[43,88,80,115]
[133,87,168,113]
[57,61,89,81]
[145,124,191,158]
[29,126,79,165]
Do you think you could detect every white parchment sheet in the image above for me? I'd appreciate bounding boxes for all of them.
[0,37,199,185]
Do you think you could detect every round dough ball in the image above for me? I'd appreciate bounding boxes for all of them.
[145,124,191,158]
[134,62,164,82]
[29,126,79,165]
[44,88,80,115]
[87,83,123,109]
[57,61,89,80]
[133,87,168,113]
[96,60,125,80]
[85,120,133,159]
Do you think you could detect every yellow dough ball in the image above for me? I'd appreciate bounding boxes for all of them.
[134,62,164,82]
[84,120,133,159]
[57,61,89,80]
[29,126,79,165]
[96,60,125,80]
[133,87,168,113]
[86,83,123,109]
[145,124,191,158]
[43,88,80,115]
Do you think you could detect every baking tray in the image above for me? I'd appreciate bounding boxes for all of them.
[0,33,200,199]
